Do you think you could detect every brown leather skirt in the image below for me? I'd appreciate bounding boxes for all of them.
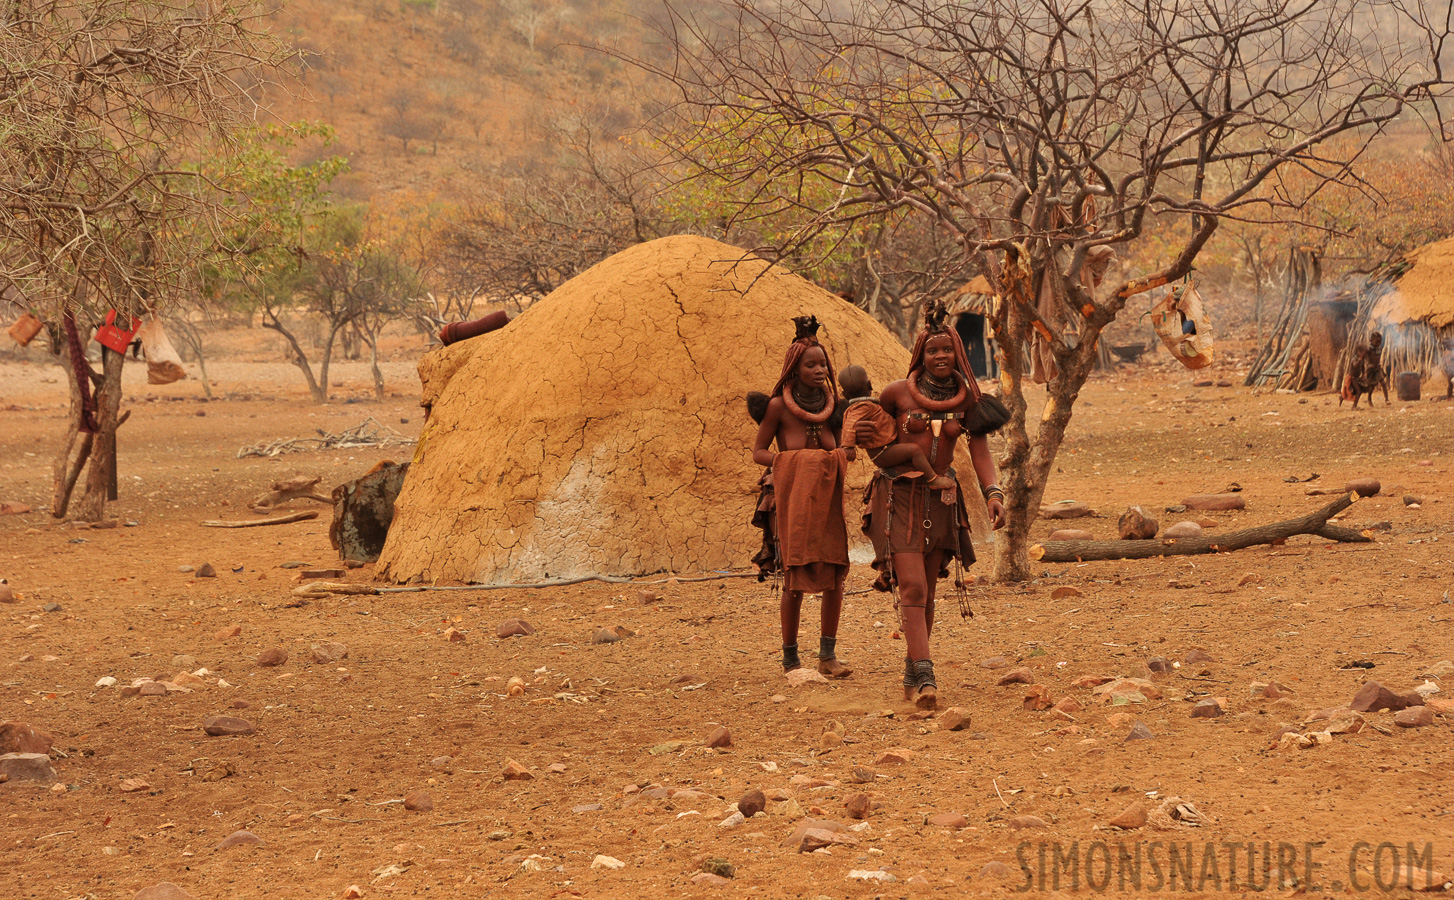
[862,471,974,589]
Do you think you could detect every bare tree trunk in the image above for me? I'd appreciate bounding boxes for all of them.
[316,326,339,402]
[51,349,93,518]
[367,330,385,400]
[992,280,1034,582]
[263,315,327,402]
[72,346,124,522]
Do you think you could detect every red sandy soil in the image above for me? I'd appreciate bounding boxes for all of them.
[1,350,1451,899]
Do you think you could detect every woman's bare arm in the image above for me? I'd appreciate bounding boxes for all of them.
[752,397,783,467]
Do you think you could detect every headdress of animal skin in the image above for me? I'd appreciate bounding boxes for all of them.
[792,315,822,341]
[923,299,950,333]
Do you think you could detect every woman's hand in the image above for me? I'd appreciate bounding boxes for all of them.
[987,497,1006,530]
[854,420,877,447]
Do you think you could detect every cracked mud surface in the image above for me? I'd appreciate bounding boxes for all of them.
[1,333,1453,898]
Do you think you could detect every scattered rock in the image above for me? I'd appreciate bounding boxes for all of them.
[1146,657,1172,676]
[297,568,346,580]
[847,766,875,784]
[1162,521,1203,539]
[980,861,1016,879]
[997,667,1034,686]
[785,667,828,686]
[1123,721,1155,742]
[495,619,534,639]
[797,826,859,853]
[819,731,842,750]
[637,589,659,605]
[1050,586,1083,600]
[1350,681,1421,712]
[1182,493,1245,511]
[179,566,194,574]
[573,803,604,813]
[213,625,241,640]
[132,884,198,900]
[591,854,626,870]
[256,648,288,668]
[1404,494,1424,507]
[1190,699,1223,718]
[1072,674,1114,688]
[592,628,621,645]
[42,602,62,612]
[0,584,13,603]
[1394,707,1434,728]
[196,563,216,578]
[118,778,152,793]
[1108,802,1148,829]
[502,758,533,781]
[341,887,365,900]
[0,752,56,781]
[1345,478,1381,497]
[938,707,971,731]
[927,812,968,829]
[202,716,256,737]
[737,789,766,818]
[231,700,250,709]
[700,858,735,879]
[0,722,54,755]
[1094,678,1162,703]
[1047,529,1095,541]
[310,642,348,664]
[848,870,897,883]
[706,726,732,749]
[171,654,198,670]
[875,748,916,765]
[979,656,1011,669]
[845,793,872,819]
[403,791,434,811]
[140,682,167,697]
[691,873,731,886]
[1041,499,1094,519]
[215,830,264,850]
[1051,697,1082,716]
[1184,649,1216,664]
[1325,711,1366,734]
[1118,506,1158,540]
[443,627,466,643]
[1022,685,1053,711]
[1007,815,1049,830]
[1277,731,1315,751]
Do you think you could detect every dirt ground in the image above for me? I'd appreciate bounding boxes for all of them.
[1,342,1452,900]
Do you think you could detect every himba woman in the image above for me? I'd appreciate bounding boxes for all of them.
[749,316,853,678]
[862,301,1008,709]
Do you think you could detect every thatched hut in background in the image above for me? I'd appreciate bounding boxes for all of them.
[1361,236,1454,381]
[945,275,1000,378]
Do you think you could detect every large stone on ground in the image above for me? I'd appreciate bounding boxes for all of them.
[203,716,256,736]
[0,722,53,755]
[1162,521,1204,539]
[329,461,410,564]
[1041,500,1094,519]
[1047,528,1094,541]
[0,752,57,781]
[1117,506,1158,539]
[1350,681,1421,712]
[376,236,910,585]
[1182,493,1245,511]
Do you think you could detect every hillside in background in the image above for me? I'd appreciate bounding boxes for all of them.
[265,0,671,202]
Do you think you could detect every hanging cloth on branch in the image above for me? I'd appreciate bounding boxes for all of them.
[1150,278,1215,369]
[134,315,188,385]
[63,310,99,434]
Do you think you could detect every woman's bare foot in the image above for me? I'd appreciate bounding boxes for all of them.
[909,659,938,710]
[818,656,852,678]
[927,474,955,490]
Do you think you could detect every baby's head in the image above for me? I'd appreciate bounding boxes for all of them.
[838,365,872,399]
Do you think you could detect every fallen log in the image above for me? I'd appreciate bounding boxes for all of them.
[294,581,379,597]
[1031,494,1371,562]
[200,511,320,528]
[251,475,333,512]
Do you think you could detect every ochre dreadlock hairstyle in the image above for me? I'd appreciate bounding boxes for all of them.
[770,315,839,402]
[908,300,982,403]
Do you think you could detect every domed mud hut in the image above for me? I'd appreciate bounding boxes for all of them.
[377,236,911,585]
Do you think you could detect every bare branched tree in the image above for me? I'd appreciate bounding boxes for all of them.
[0,0,289,521]
[632,0,1454,580]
